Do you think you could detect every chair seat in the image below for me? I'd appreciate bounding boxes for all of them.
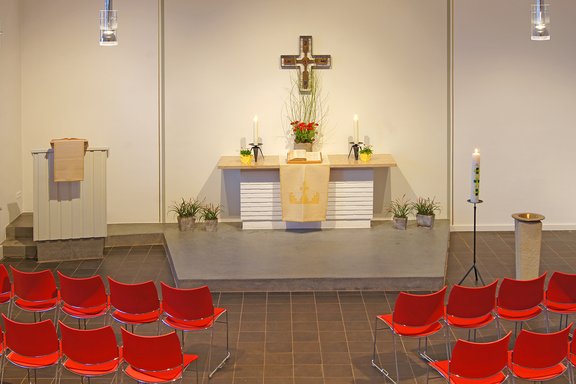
[14,297,58,312]
[447,313,495,329]
[0,291,11,304]
[378,314,442,337]
[7,351,59,369]
[61,303,109,319]
[163,307,226,331]
[111,309,161,325]
[497,306,542,321]
[430,359,508,384]
[64,354,122,377]
[508,351,567,381]
[124,354,198,383]
[544,300,576,314]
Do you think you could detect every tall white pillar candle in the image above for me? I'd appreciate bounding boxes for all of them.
[353,114,359,143]
[470,148,480,203]
[253,115,259,144]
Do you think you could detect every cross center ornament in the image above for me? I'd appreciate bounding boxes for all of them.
[281,36,332,93]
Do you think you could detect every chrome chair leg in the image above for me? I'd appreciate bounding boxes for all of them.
[208,312,231,378]
[370,318,398,384]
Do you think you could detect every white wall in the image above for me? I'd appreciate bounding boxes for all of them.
[453,0,576,230]
[20,0,159,223]
[0,0,22,250]
[164,0,449,221]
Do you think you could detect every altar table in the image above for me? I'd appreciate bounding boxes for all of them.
[217,154,397,229]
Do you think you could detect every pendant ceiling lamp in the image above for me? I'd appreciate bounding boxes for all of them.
[531,0,550,41]
[100,0,118,46]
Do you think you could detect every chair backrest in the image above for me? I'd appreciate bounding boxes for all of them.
[497,273,546,311]
[121,328,183,372]
[2,314,58,357]
[512,324,571,369]
[393,286,447,327]
[0,265,11,294]
[58,271,107,309]
[10,267,57,302]
[450,332,511,380]
[447,280,498,319]
[547,271,576,304]
[60,321,119,365]
[108,277,160,315]
[161,282,214,321]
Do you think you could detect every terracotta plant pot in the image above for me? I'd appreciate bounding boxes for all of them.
[177,216,195,231]
[393,217,408,230]
[416,214,435,229]
[205,219,218,232]
[294,142,313,152]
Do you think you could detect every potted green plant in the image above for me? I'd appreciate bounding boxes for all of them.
[169,198,203,231]
[412,197,441,229]
[359,145,373,162]
[240,148,252,165]
[388,195,412,230]
[201,203,222,232]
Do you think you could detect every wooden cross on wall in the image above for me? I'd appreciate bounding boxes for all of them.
[281,36,332,93]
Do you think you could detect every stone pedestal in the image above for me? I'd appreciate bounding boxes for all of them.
[512,213,545,280]
[37,238,104,263]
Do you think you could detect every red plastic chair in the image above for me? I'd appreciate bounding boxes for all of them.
[161,283,230,378]
[107,277,162,333]
[1,314,60,384]
[427,332,511,384]
[121,328,198,384]
[372,286,448,384]
[496,273,548,335]
[58,272,110,329]
[446,280,499,342]
[0,265,12,309]
[10,267,59,323]
[545,271,576,330]
[59,321,122,382]
[508,324,572,382]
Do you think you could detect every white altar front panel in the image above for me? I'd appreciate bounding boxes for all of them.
[240,169,374,229]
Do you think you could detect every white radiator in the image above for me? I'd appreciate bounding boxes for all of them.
[31,148,108,241]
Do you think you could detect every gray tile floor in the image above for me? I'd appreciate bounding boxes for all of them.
[2,230,576,383]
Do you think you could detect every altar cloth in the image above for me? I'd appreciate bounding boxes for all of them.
[280,161,329,222]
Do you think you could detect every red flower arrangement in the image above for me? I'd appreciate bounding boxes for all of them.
[291,121,318,144]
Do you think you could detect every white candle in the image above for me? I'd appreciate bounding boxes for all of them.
[253,115,259,144]
[353,114,359,143]
[470,148,480,203]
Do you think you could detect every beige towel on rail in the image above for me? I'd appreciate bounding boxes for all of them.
[50,138,88,182]
[280,162,330,222]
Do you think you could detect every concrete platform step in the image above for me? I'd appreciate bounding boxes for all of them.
[5,212,33,240]
[1,238,37,260]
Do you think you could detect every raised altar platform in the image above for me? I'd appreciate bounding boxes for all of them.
[163,220,449,292]
[218,154,396,229]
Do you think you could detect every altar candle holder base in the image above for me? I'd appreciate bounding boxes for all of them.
[348,142,363,161]
[249,143,264,162]
[458,199,485,286]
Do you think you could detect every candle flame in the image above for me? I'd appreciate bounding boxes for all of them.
[353,114,358,121]
[253,115,258,123]
[474,148,479,154]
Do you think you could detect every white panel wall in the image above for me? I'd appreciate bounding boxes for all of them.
[32,149,108,241]
[20,0,159,223]
[164,0,449,221]
[453,0,576,230]
[0,0,22,251]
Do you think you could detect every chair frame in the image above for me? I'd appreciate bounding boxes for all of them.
[545,271,576,331]
[160,282,230,379]
[372,287,449,384]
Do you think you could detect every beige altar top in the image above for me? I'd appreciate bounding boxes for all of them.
[217,154,397,169]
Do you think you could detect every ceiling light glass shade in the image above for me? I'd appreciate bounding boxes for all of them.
[531,2,550,41]
[99,10,118,46]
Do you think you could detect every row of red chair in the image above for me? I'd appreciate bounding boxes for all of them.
[371,271,576,383]
[0,315,199,384]
[0,265,230,379]
[429,324,575,383]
